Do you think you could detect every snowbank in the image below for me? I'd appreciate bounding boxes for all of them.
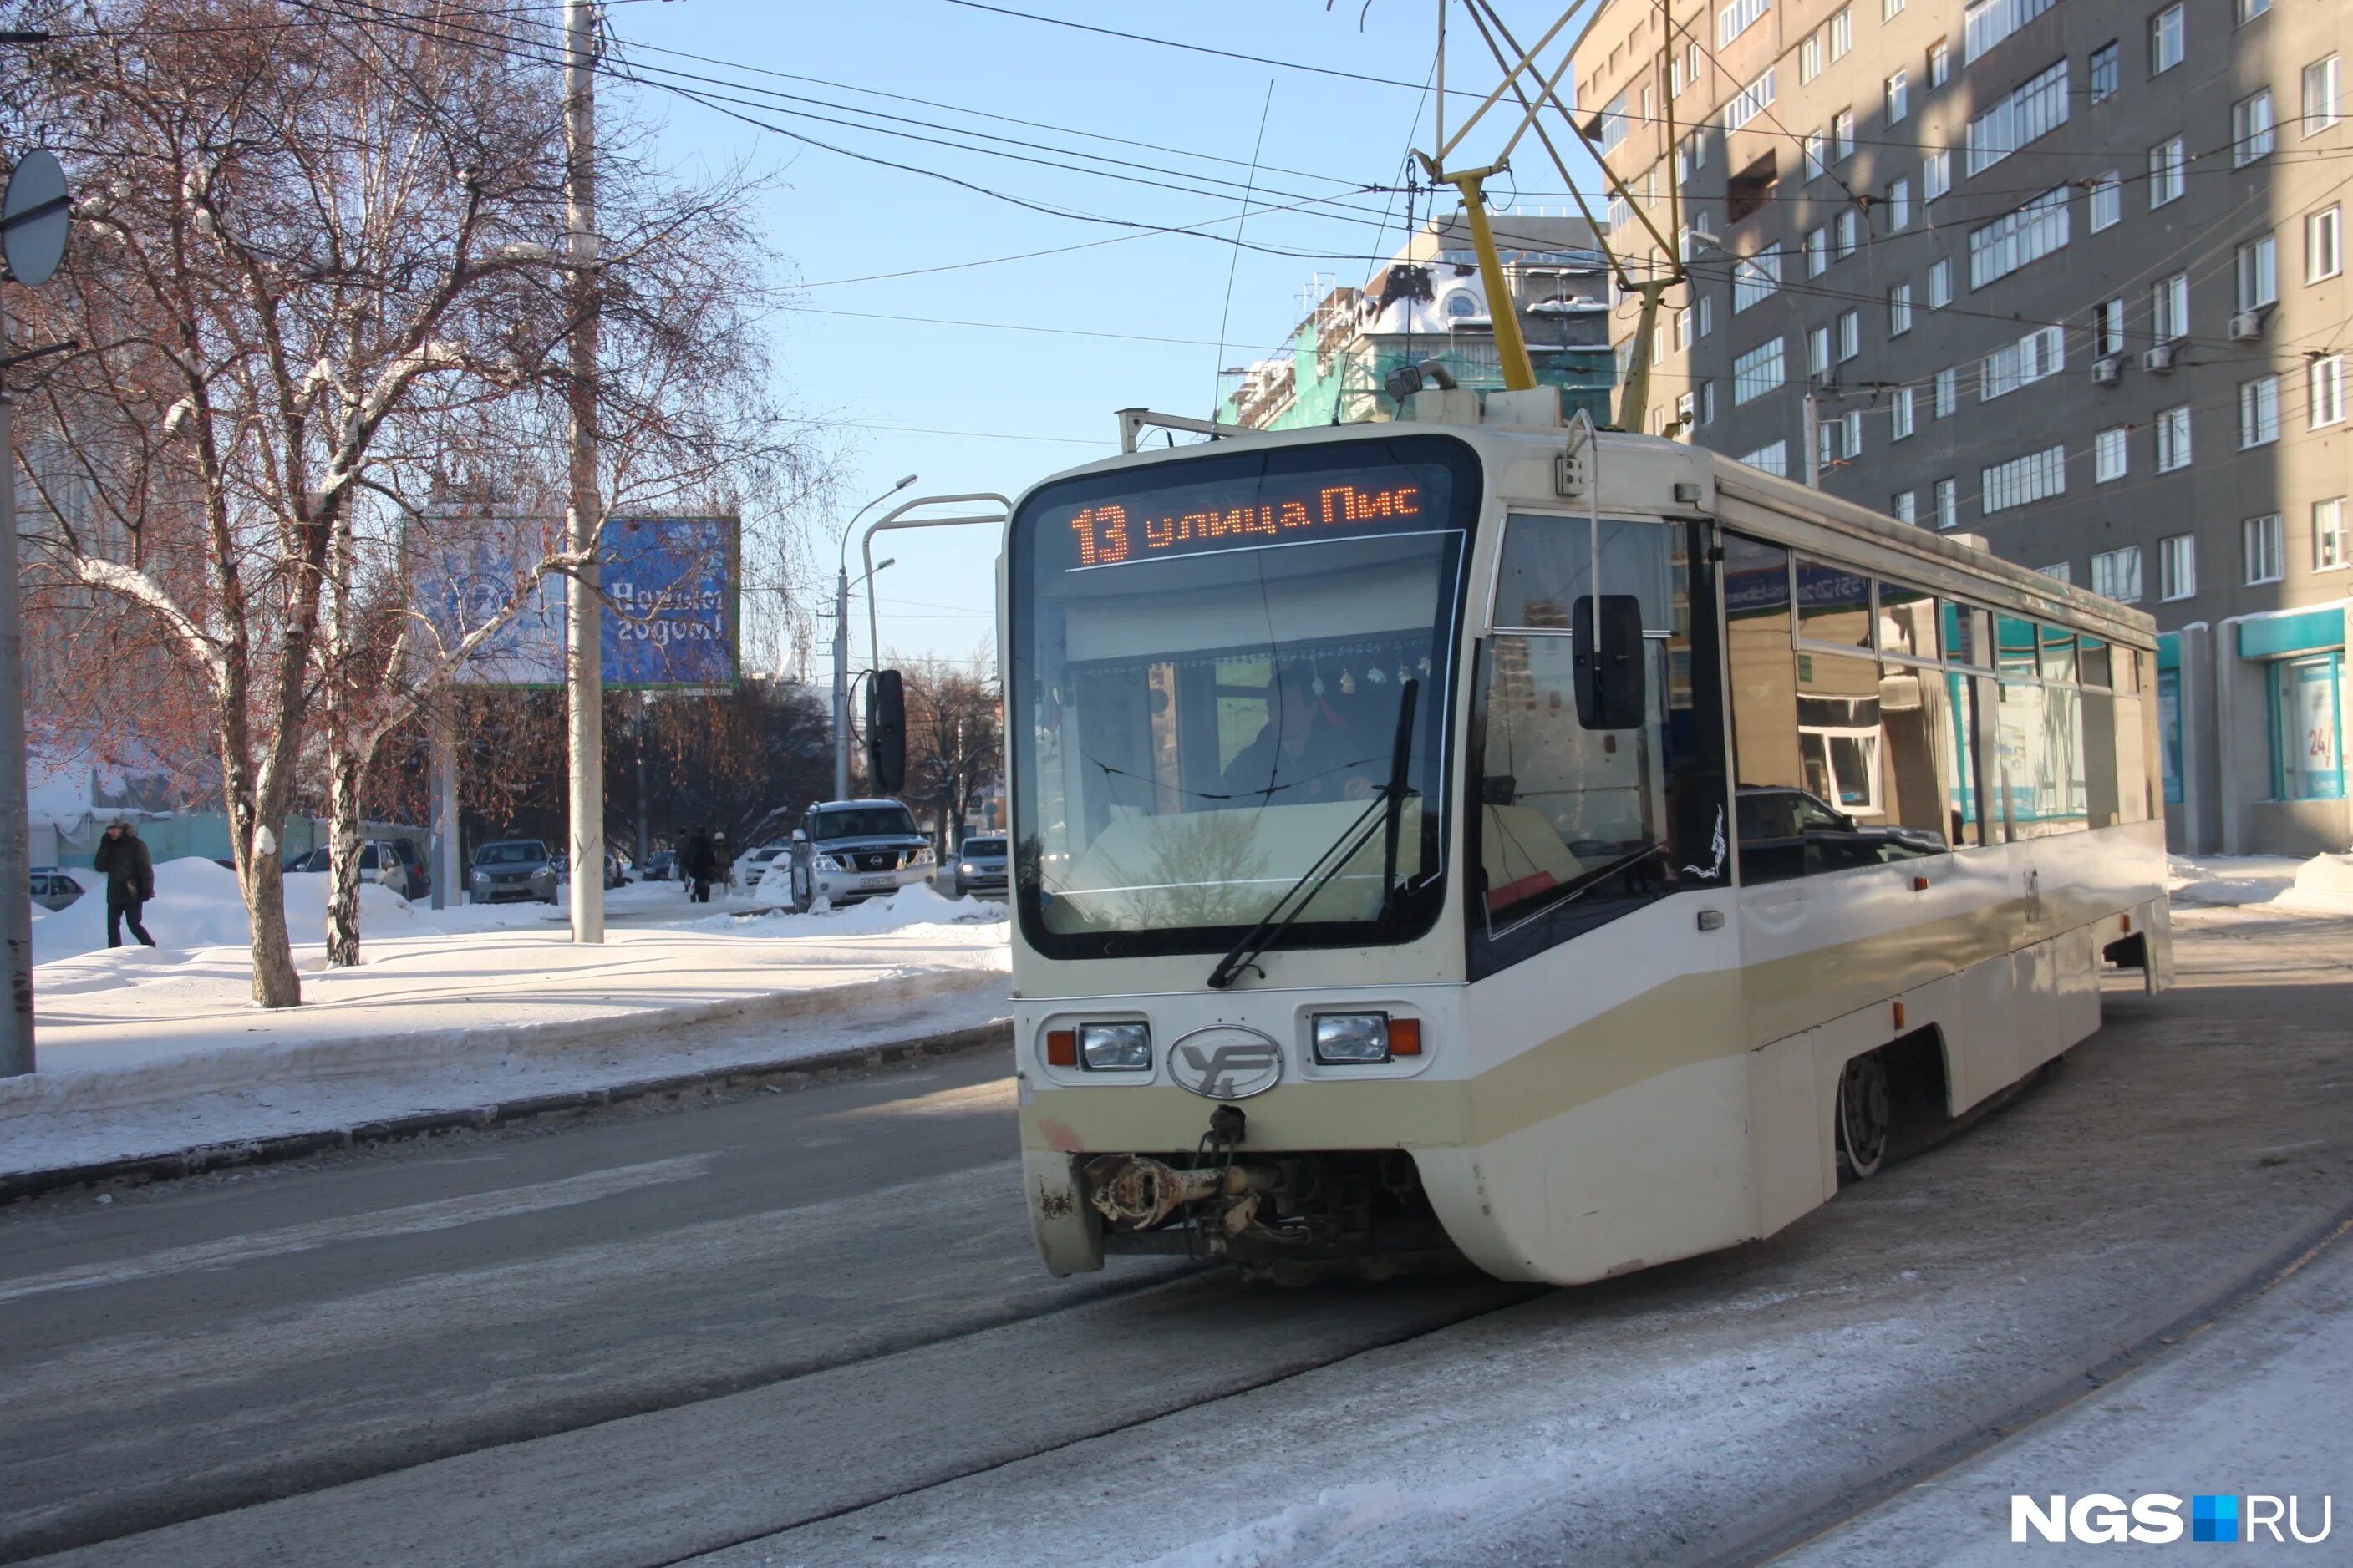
[705,879,1006,935]
[33,857,423,967]
[2170,851,2353,916]
[2274,850,2353,916]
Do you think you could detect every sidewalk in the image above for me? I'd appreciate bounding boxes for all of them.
[4,873,1012,1185]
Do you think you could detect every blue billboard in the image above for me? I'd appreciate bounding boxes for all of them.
[414,514,739,690]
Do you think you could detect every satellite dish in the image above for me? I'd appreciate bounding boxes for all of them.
[3,149,69,287]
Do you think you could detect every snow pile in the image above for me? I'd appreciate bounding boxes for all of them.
[697,879,1004,933]
[33,856,421,967]
[2170,852,2353,916]
[2274,851,2353,916]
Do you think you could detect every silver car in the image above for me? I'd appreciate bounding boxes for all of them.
[30,868,86,911]
[785,799,937,911]
[470,839,560,904]
[952,835,1008,898]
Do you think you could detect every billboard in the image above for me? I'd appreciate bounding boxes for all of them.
[414,515,739,690]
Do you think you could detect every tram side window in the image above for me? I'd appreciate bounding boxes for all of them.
[1796,556,1873,650]
[1471,515,1721,967]
[1725,535,1806,885]
[1993,621,2091,838]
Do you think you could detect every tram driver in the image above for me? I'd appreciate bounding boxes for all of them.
[1219,660,1386,808]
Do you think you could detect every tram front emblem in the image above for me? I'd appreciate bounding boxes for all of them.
[1169,1027,1283,1100]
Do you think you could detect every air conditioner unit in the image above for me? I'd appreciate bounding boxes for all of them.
[2143,342,2178,373]
[2091,356,2122,386]
[2229,309,2265,341]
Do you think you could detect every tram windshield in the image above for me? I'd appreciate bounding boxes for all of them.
[1008,435,1480,958]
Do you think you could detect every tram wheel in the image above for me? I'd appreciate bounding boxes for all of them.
[1837,1050,1892,1182]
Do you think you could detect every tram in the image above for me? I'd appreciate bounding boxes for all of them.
[992,407,2168,1285]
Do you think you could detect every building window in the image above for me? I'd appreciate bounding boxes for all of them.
[2235,90,2277,165]
[1719,0,1771,49]
[1679,133,1707,180]
[2152,272,2188,341]
[1883,0,1904,19]
[2244,514,2284,585]
[1609,194,1634,233]
[2088,171,2121,231]
[2315,498,2347,571]
[1833,109,1856,160]
[1804,131,1826,181]
[1697,293,1715,337]
[1887,71,1910,124]
[1888,282,1914,337]
[1934,365,1957,416]
[1893,490,1916,524]
[1929,256,1953,307]
[1967,59,2070,175]
[1981,325,2064,398]
[2090,42,2118,103]
[1809,324,1832,377]
[2155,403,2192,471]
[2148,137,2186,207]
[1935,477,1957,530]
[2160,534,2197,601]
[2273,653,2346,802]
[2037,561,2073,585]
[1981,444,2066,512]
[1726,69,1778,130]
[2092,546,2142,602]
[1837,308,1861,361]
[1596,93,1631,155]
[2092,297,2124,356]
[2313,355,2347,428]
[1930,39,1951,87]
[1842,409,1863,458]
[1807,226,1829,277]
[1675,391,1697,433]
[1964,0,2056,63]
[1740,440,1790,477]
[1924,148,1951,200]
[2239,375,2281,447]
[1891,387,1916,439]
[2305,57,2341,135]
[2310,207,2343,282]
[2237,0,2269,23]
[1734,337,1787,403]
[1703,380,1718,424]
[1968,186,2070,288]
[1675,307,1694,352]
[1802,33,1823,84]
[1831,7,1852,59]
[1835,208,1861,259]
[2238,235,2278,309]
[2095,425,2128,481]
[1887,177,1913,232]
[2150,4,2183,75]
[1734,252,1782,312]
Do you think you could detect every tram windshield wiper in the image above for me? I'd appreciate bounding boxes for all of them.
[1207,680,1419,991]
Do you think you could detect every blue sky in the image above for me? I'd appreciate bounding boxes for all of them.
[607,0,1603,679]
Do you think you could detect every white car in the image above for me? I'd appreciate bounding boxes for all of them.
[732,842,791,893]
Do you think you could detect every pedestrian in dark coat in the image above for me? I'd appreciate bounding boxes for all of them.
[92,818,157,948]
[684,830,716,904]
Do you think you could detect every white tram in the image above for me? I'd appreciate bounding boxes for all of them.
[999,410,2168,1285]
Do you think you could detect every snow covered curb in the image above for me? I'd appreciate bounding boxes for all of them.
[0,1012,1011,1204]
[0,964,1005,1126]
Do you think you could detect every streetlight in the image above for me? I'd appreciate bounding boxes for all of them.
[835,475,915,797]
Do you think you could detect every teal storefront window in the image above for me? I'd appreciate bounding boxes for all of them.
[2272,652,2345,801]
[2157,666,2184,805]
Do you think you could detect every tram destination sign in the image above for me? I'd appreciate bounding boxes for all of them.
[1052,464,1456,571]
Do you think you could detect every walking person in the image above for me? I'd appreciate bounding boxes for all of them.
[684,829,715,904]
[93,818,157,948]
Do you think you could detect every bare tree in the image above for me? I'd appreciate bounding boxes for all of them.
[895,649,1002,850]
[4,0,821,996]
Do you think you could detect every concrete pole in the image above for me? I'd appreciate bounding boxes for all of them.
[0,358,32,1074]
[429,699,457,911]
[1802,391,1822,489]
[564,0,604,942]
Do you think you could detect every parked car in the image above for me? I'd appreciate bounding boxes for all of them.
[290,839,429,900]
[643,850,677,881]
[30,868,85,911]
[952,835,1008,898]
[1734,785,1946,883]
[470,839,559,904]
[783,799,936,912]
[731,842,791,894]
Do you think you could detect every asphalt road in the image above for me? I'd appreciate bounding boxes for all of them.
[2,908,2348,1567]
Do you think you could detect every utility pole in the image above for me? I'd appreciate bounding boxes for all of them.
[563,0,604,942]
[1802,391,1822,489]
[834,474,917,799]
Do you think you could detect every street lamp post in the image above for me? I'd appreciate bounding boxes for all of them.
[835,475,916,798]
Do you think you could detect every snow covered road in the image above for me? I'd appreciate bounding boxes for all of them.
[2,907,2346,1567]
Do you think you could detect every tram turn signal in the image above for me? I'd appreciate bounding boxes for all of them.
[1313,1013,1420,1064]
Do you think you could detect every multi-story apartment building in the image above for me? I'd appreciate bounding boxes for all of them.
[1219,213,1617,430]
[1574,0,2350,854]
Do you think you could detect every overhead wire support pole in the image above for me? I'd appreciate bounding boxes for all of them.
[858,495,1014,683]
[836,475,918,798]
[565,0,605,944]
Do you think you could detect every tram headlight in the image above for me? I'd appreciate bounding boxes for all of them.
[1312,1012,1393,1064]
[1076,1021,1151,1072]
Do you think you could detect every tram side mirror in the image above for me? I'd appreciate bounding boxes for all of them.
[1572,595,1646,730]
[866,669,907,794]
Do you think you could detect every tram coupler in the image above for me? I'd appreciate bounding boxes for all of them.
[1084,1154,1277,1233]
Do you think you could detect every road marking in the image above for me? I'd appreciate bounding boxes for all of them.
[0,1155,713,1305]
